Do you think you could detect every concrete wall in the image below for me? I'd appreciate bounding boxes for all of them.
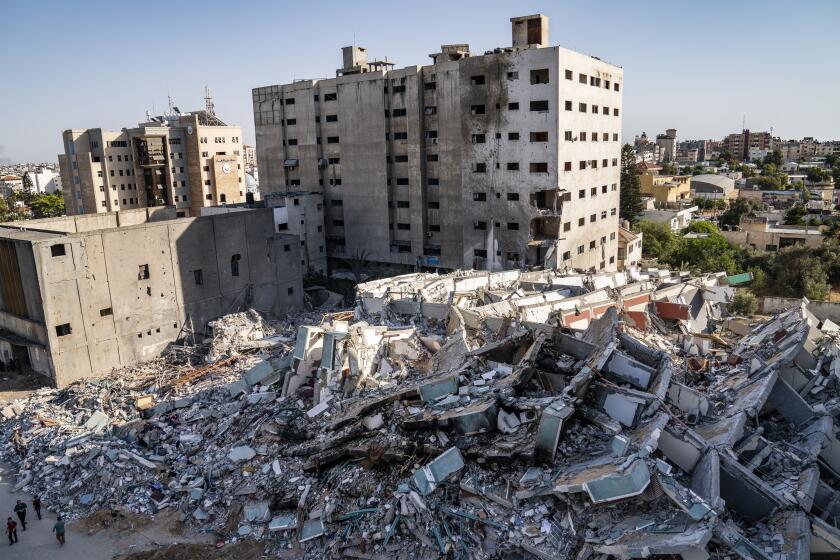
[1,209,302,387]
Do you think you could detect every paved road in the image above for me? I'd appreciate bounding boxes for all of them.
[0,462,118,559]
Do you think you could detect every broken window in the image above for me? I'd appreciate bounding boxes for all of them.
[470,104,485,115]
[230,254,241,277]
[470,75,485,85]
[138,264,150,280]
[506,71,518,80]
[55,323,72,337]
[530,68,549,84]
[50,244,66,257]
[323,92,337,101]
[194,269,203,285]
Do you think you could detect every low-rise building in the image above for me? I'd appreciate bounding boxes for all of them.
[721,216,824,252]
[639,205,697,231]
[737,187,801,208]
[617,226,642,270]
[28,167,63,194]
[0,207,303,387]
[690,174,736,200]
[640,169,691,204]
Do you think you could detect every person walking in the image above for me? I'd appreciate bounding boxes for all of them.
[6,517,17,545]
[13,500,26,530]
[53,516,65,546]
[32,496,42,520]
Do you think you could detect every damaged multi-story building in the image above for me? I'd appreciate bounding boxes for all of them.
[59,108,248,218]
[0,207,303,387]
[253,14,623,273]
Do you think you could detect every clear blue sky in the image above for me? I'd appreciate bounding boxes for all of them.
[2,0,838,163]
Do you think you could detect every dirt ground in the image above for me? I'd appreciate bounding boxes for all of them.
[114,541,262,560]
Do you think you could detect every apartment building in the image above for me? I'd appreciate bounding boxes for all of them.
[721,129,773,161]
[253,14,623,272]
[59,111,247,218]
[655,129,678,162]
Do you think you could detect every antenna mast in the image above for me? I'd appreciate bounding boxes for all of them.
[204,85,215,116]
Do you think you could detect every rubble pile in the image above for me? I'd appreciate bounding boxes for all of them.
[2,267,840,559]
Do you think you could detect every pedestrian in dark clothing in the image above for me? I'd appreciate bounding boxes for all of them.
[53,516,65,546]
[33,496,42,520]
[6,517,17,545]
[13,500,26,530]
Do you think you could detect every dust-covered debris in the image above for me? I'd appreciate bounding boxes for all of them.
[2,268,839,559]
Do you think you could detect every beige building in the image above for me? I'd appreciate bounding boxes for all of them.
[639,170,691,204]
[721,216,824,252]
[59,111,247,218]
[253,14,623,272]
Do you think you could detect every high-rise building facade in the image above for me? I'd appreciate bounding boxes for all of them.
[253,14,623,272]
[59,111,246,217]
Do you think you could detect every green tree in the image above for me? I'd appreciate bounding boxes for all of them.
[660,161,677,175]
[784,205,806,225]
[619,144,643,225]
[21,172,33,195]
[638,220,677,260]
[749,267,768,296]
[801,257,830,300]
[728,291,757,315]
[762,149,783,167]
[0,196,12,222]
[28,193,66,219]
[806,167,831,183]
[719,199,762,227]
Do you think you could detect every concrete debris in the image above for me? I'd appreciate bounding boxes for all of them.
[2,269,840,559]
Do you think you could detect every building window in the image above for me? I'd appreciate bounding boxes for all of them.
[579,103,587,112]
[428,201,440,209]
[506,162,519,171]
[578,218,585,226]
[474,249,487,258]
[397,200,410,208]
[508,102,519,111]
[579,73,587,84]
[55,323,72,337]
[473,192,486,201]
[591,187,597,197]
[507,193,519,201]
[564,222,571,232]
[579,189,586,199]
[506,71,518,80]
[471,104,485,115]
[614,83,620,92]
[396,178,409,185]
[99,307,112,317]
[565,100,572,111]
[194,269,203,285]
[50,244,66,257]
[530,68,549,84]
[231,254,241,277]
[530,162,548,173]
[530,132,548,142]
[473,162,487,173]
[507,222,519,230]
[471,134,486,144]
[590,214,596,223]
[285,98,295,105]
[470,75,485,85]
[138,264,150,280]
[326,114,338,122]
[324,93,337,101]
[288,287,295,295]
[428,178,439,185]
[614,108,620,116]
[564,161,572,171]
[530,100,549,112]
[327,136,340,144]
[577,245,585,255]
[580,161,587,170]
[565,69,573,80]
[397,223,410,230]
[474,221,487,230]
[508,132,520,141]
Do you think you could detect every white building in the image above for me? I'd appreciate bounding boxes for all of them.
[28,167,62,194]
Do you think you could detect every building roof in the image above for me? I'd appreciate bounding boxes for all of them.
[691,174,735,191]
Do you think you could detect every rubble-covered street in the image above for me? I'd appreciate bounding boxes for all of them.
[2,268,840,559]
